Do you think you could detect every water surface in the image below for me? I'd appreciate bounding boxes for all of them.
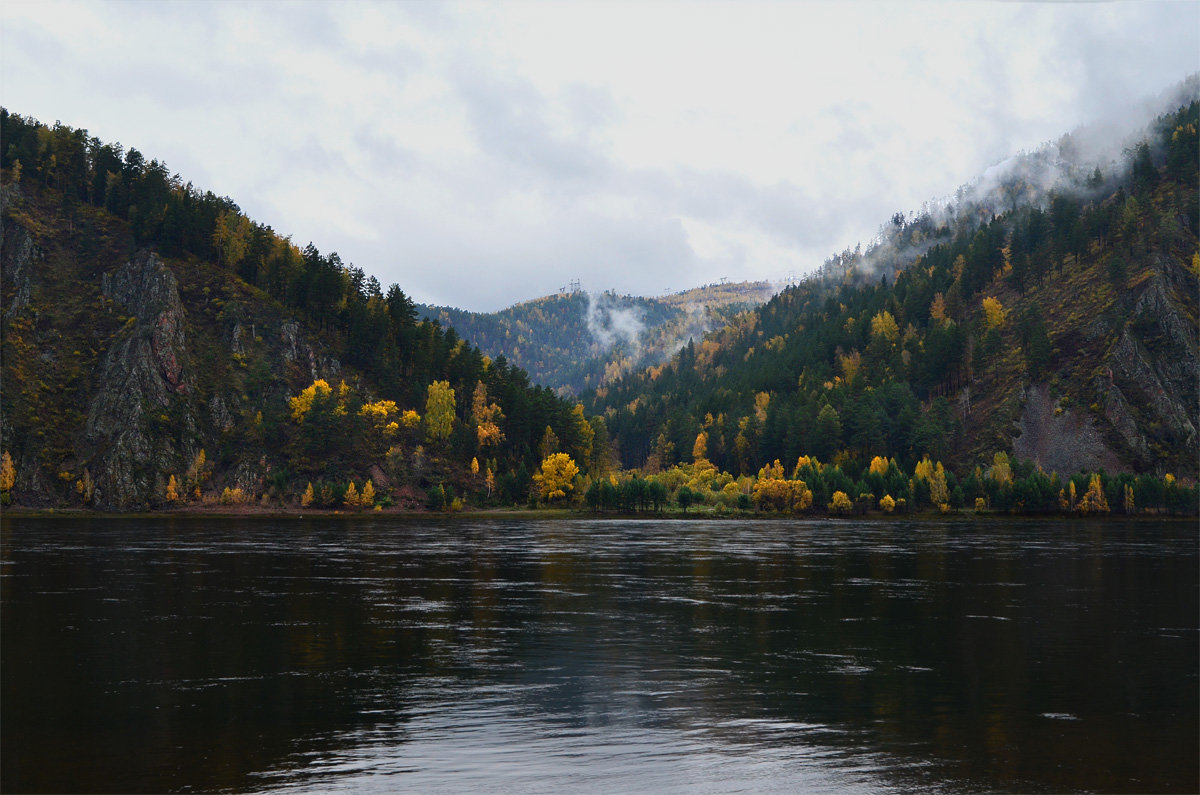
[2,516,1196,792]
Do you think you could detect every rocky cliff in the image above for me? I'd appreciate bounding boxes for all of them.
[1,182,341,508]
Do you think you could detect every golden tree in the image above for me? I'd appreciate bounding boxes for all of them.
[870,310,900,343]
[0,450,14,493]
[165,474,180,503]
[982,296,1007,330]
[212,210,252,269]
[838,350,862,386]
[361,480,376,507]
[290,379,333,422]
[344,481,360,508]
[829,491,853,513]
[1077,474,1110,514]
[930,292,948,323]
[533,452,580,502]
[301,482,315,507]
[472,381,504,448]
[990,451,1013,486]
[693,431,709,462]
[424,381,456,443]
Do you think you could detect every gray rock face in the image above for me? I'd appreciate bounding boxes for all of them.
[1014,383,1123,475]
[2,224,37,318]
[280,319,340,382]
[85,251,198,507]
[1104,268,1199,466]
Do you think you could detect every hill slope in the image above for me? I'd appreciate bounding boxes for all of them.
[0,111,598,510]
[586,98,1199,482]
[418,280,777,396]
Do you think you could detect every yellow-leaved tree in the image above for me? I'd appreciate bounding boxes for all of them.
[361,480,376,507]
[165,474,180,503]
[290,379,333,422]
[870,310,900,344]
[425,381,455,443]
[693,431,709,463]
[829,491,853,513]
[930,292,948,323]
[982,296,1007,330]
[472,381,504,448]
[0,450,15,494]
[533,452,579,502]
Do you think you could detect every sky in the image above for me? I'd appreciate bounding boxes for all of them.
[2,1,1197,311]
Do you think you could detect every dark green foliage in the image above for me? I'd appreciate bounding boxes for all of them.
[0,109,596,497]
[426,484,445,511]
[584,98,1199,484]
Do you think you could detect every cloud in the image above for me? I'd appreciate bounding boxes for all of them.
[1,0,1196,312]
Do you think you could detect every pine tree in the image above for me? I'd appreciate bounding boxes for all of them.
[361,479,376,507]
[165,474,180,503]
[301,482,315,507]
[344,481,360,508]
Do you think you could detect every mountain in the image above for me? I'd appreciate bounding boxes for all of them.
[585,96,1200,483]
[417,280,777,396]
[0,110,601,510]
[1,89,1195,517]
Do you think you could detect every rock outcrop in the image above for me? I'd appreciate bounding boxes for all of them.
[84,251,199,507]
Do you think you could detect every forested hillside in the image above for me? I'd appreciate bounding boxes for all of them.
[418,281,776,396]
[1,94,1195,519]
[586,99,1199,486]
[0,109,608,509]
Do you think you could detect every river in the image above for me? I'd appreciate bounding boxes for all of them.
[2,516,1195,792]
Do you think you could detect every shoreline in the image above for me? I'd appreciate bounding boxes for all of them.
[2,505,1193,522]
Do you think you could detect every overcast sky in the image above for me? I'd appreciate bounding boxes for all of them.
[2,1,1197,311]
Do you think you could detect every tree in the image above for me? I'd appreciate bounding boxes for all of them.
[185,449,210,495]
[813,404,842,460]
[301,482,315,507]
[930,292,948,323]
[870,310,900,344]
[472,380,504,448]
[982,296,1006,330]
[693,431,709,462]
[212,210,251,269]
[538,425,560,461]
[829,490,852,513]
[361,479,376,507]
[533,452,579,502]
[677,485,696,513]
[425,380,455,443]
[427,483,446,511]
[0,450,14,493]
[165,474,180,503]
[1077,473,1110,514]
[344,481,360,507]
[290,379,334,422]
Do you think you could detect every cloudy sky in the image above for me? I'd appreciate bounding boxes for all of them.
[2,1,1197,311]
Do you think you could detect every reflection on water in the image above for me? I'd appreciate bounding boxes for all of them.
[2,517,1196,793]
